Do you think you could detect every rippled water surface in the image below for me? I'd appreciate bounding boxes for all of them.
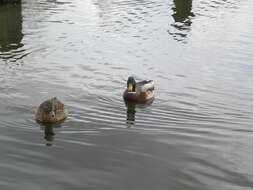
[1,0,253,189]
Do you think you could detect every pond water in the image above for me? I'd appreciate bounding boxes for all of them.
[0,0,253,189]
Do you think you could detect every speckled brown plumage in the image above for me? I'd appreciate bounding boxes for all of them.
[36,97,68,123]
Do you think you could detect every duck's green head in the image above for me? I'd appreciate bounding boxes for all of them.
[127,76,136,92]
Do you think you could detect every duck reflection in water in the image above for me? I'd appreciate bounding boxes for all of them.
[169,0,194,41]
[124,98,154,128]
[37,120,65,146]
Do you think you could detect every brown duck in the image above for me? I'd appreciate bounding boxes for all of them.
[36,97,68,123]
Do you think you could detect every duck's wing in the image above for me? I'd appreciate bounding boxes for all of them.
[136,80,154,93]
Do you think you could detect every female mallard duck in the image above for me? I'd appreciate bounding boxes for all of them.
[123,76,154,102]
[36,97,68,123]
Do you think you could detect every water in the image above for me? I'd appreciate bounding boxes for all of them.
[0,0,253,189]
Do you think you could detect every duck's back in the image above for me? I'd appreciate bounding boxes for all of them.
[136,80,154,93]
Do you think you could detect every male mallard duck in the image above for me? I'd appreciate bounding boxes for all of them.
[123,76,154,102]
[36,97,68,123]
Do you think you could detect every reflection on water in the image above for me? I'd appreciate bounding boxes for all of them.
[125,99,154,127]
[0,3,23,54]
[169,0,194,42]
[172,0,194,23]
[44,125,55,146]
[37,120,65,146]
[125,101,137,126]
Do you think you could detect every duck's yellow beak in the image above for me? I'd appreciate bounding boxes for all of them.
[128,84,133,91]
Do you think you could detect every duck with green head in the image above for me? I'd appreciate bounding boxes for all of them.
[123,76,155,102]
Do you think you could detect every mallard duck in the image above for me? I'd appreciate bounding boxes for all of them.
[123,76,154,102]
[36,97,68,123]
